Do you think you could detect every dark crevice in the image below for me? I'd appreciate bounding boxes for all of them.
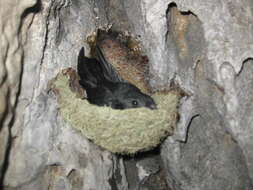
[166,2,197,17]
[165,1,199,46]
[122,146,160,161]
[0,89,9,131]
[236,57,253,76]
[21,0,42,19]
[0,43,9,87]
[166,2,177,14]
[108,174,119,190]
[108,157,122,190]
[122,147,162,189]
[0,110,15,189]
[67,168,84,189]
[178,114,200,144]
[0,129,12,189]
[18,0,42,34]
[122,146,171,190]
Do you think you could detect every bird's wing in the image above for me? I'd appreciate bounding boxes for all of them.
[95,45,125,83]
[78,47,99,88]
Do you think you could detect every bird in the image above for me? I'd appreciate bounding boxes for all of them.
[77,46,157,110]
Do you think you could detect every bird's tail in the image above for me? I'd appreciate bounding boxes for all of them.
[78,47,106,88]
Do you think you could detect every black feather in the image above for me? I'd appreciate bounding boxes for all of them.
[77,46,157,110]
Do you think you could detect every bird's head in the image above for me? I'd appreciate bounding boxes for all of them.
[114,83,157,110]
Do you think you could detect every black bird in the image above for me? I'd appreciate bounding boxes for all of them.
[77,47,157,110]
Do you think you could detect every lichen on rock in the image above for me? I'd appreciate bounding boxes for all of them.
[50,68,180,154]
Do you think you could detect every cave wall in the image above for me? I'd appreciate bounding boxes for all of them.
[1,0,253,190]
[123,0,253,189]
[0,0,37,184]
[2,0,127,189]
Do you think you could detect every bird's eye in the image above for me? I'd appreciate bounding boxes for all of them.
[132,100,138,106]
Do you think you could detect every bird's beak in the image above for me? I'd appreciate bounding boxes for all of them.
[149,104,157,110]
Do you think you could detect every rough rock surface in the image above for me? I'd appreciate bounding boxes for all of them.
[123,0,253,189]
[0,0,36,185]
[3,0,127,190]
[1,0,253,190]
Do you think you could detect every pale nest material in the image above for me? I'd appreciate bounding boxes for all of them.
[52,70,180,154]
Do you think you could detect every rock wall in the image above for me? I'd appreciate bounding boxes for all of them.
[2,0,127,189]
[123,0,253,189]
[0,0,253,189]
[0,0,36,184]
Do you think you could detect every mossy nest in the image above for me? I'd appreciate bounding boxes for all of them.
[50,69,180,154]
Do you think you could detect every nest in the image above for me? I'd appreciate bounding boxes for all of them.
[50,68,180,154]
